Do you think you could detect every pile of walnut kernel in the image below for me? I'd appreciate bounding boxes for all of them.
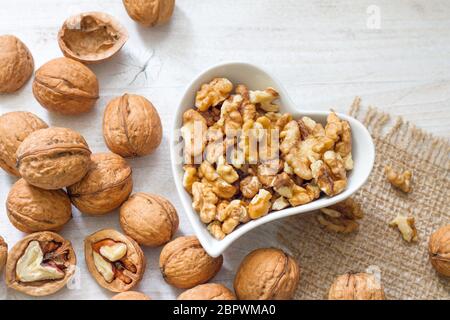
[181,78,354,240]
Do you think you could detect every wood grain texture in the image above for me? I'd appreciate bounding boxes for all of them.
[0,0,449,300]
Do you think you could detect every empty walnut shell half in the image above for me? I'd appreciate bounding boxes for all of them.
[112,291,151,300]
[123,0,175,27]
[103,93,163,157]
[85,229,146,292]
[428,224,450,277]
[0,236,7,273]
[178,283,236,300]
[159,236,223,289]
[58,12,128,64]
[120,192,178,246]
[7,179,72,233]
[234,248,300,300]
[5,231,76,296]
[17,127,92,190]
[67,153,132,215]
[0,111,48,176]
[328,272,386,300]
[0,35,34,93]
[33,57,99,115]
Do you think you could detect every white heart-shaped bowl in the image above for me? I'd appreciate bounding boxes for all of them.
[170,62,375,257]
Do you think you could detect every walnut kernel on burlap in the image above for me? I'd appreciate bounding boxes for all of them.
[277,97,449,300]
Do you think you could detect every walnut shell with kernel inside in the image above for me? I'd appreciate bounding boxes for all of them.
[328,272,386,300]
[103,93,162,157]
[234,248,300,300]
[122,0,175,27]
[0,236,7,273]
[178,283,236,300]
[33,57,99,114]
[0,35,34,93]
[58,12,128,64]
[68,153,132,215]
[428,224,450,277]
[120,192,178,246]
[16,127,92,190]
[7,179,72,233]
[159,236,223,289]
[0,111,48,176]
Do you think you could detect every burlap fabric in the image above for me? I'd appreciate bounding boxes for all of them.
[277,98,450,300]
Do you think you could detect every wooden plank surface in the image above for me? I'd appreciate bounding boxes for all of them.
[0,0,449,299]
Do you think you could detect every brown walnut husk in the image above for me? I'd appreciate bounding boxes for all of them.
[120,192,178,246]
[234,248,300,300]
[159,236,223,289]
[0,35,34,93]
[0,111,48,176]
[68,152,132,215]
[0,236,7,273]
[178,283,236,300]
[7,178,72,233]
[328,272,386,300]
[58,12,128,64]
[122,0,175,27]
[5,231,76,296]
[16,127,92,190]
[103,93,162,157]
[32,57,99,114]
[428,224,450,276]
[112,291,151,300]
[85,229,146,292]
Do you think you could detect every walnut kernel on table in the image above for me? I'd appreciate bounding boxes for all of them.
[428,224,450,276]
[58,12,128,64]
[389,213,418,243]
[122,0,175,27]
[0,111,48,176]
[234,248,300,300]
[67,153,132,215]
[16,127,92,190]
[103,93,163,157]
[384,165,412,193]
[5,231,76,297]
[159,236,223,289]
[328,272,386,300]
[32,57,99,115]
[317,197,364,234]
[112,291,151,300]
[0,236,7,273]
[120,192,179,246]
[0,35,34,93]
[7,179,72,233]
[178,283,236,300]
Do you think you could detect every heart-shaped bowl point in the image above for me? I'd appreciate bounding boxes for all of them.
[170,62,375,257]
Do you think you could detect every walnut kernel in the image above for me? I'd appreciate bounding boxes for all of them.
[385,165,412,193]
[389,213,418,242]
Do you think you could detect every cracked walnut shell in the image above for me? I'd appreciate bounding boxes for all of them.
[0,35,34,93]
[16,127,92,190]
[112,291,151,300]
[7,179,72,233]
[103,93,162,157]
[85,229,146,292]
[328,272,386,300]
[32,57,99,114]
[58,12,128,64]
[159,236,223,289]
[67,153,132,215]
[5,231,76,296]
[0,111,48,176]
[178,283,236,300]
[120,193,179,246]
[428,224,450,276]
[123,0,175,27]
[234,248,300,300]
[0,236,7,273]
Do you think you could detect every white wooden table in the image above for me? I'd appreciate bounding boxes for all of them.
[0,0,449,300]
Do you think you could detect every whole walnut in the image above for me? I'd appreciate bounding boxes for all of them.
[428,224,450,276]
[6,179,72,233]
[67,153,132,215]
[32,57,99,114]
[122,0,175,27]
[0,35,34,93]
[328,272,386,300]
[0,236,7,273]
[120,192,178,246]
[178,283,236,300]
[234,248,300,300]
[112,291,151,300]
[103,93,162,157]
[0,111,48,176]
[159,236,223,289]
[16,127,92,190]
